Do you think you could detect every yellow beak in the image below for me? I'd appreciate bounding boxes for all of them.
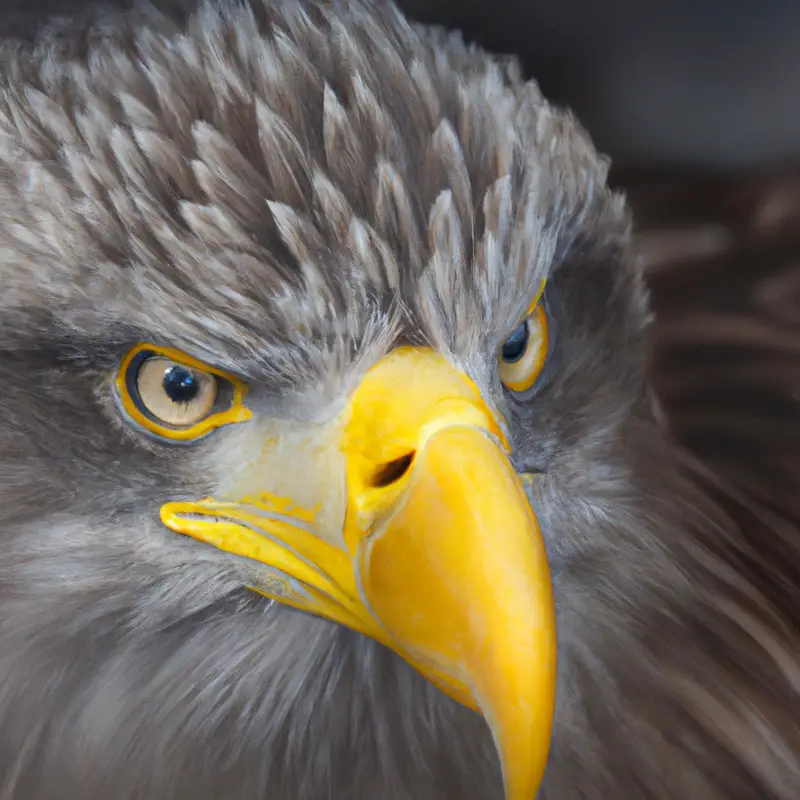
[161,347,556,799]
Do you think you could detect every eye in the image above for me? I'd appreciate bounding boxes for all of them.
[499,302,549,393]
[136,359,217,426]
[115,344,251,442]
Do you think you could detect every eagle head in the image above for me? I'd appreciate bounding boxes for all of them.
[0,2,781,799]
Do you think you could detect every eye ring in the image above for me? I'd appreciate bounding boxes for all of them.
[499,301,550,394]
[115,343,252,442]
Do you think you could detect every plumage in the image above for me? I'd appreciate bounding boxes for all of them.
[0,1,797,798]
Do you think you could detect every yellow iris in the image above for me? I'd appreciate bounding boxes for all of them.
[115,343,251,441]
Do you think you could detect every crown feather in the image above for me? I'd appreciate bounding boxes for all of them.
[0,0,628,368]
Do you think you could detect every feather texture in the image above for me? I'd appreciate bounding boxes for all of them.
[0,2,796,800]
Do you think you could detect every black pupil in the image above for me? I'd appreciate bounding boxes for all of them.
[501,322,529,363]
[162,365,200,403]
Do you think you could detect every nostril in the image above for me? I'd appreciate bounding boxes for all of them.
[370,451,415,488]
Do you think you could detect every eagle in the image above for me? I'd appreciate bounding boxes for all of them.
[0,0,797,798]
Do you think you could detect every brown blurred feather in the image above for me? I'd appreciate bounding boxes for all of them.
[622,166,800,525]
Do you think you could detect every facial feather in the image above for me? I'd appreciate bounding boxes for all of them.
[0,1,796,799]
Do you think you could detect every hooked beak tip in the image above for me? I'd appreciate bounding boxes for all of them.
[353,424,556,800]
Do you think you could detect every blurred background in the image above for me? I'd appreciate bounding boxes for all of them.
[1,0,798,519]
